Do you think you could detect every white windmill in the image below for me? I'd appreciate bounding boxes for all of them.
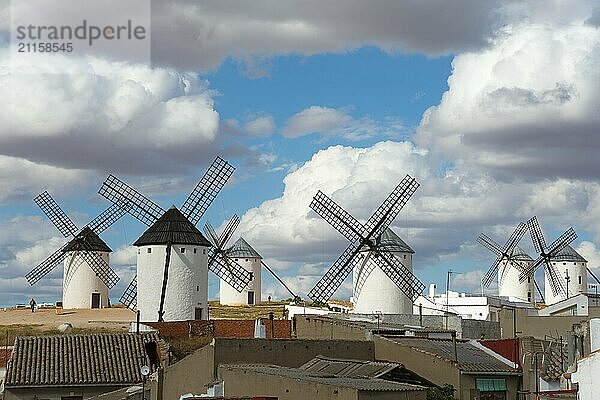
[99,157,253,322]
[26,191,124,309]
[308,175,425,315]
[478,222,536,302]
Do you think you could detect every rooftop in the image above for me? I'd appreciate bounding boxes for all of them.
[299,355,397,379]
[133,207,211,247]
[551,245,587,263]
[64,226,112,253]
[383,337,520,374]
[5,332,161,387]
[226,237,262,259]
[221,363,428,392]
[361,228,414,254]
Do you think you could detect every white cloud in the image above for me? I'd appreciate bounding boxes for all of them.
[244,116,276,136]
[450,270,485,293]
[415,15,600,180]
[281,106,399,141]
[0,53,221,175]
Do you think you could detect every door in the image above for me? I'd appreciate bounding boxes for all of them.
[91,293,101,309]
[247,291,255,305]
[195,307,203,320]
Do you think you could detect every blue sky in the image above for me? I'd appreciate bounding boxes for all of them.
[1,1,600,307]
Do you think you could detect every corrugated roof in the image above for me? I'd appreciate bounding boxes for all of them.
[221,364,427,392]
[361,228,414,253]
[551,245,587,263]
[225,237,262,259]
[511,246,533,262]
[64,227,112,253]
[385,337,519,374]
[5,333,160,387]
[133,207,210,247]
[300,355,397,379]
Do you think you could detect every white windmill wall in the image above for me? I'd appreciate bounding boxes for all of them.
[498,260,535,302]
[352,250,413,314]
[136,244,208,321]
[220,257,262,305]
[545,260,588,305]
[62,251,110,309]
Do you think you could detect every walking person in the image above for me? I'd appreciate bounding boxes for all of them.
[29,298,36,313]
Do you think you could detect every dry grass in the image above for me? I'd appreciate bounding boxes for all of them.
[208,301,288,320]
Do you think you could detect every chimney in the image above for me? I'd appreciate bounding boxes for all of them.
[429,283,436,298]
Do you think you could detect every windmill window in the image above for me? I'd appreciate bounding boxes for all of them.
[579,276,582,284]
[138,250,140,254]
[235,258,238,261]
[245,259,248,262]
[527,277,531,283]
[197,286,199,291]
[528,292,532,302]
[147,248,152,254]
[563,262,566,265]
[403,255,406,259]
[203,249,206,254]
[180,248,185,253]
[194,248,197,254]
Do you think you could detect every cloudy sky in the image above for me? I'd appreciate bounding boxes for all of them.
[1,1,599,306]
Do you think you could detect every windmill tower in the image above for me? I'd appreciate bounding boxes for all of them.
[547,245,587,305]
[26,191,123,309]
[308,175,425,314]
[204,214,299,305]
[99,157,253,322]
[353,228,415,314]
[518,216,578,306]
[478,223,535,302]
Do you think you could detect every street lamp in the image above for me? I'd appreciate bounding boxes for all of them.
[140,364,150,399]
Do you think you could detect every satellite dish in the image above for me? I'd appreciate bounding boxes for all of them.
[140,365,150,376]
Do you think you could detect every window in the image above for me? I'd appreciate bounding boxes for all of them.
[180,248,185,253]
[203,249,206,254]
[245,259,248,262]
[138,249,140,254]
[235,258,238,261]
[194,248,197,254]
[196,285,199,291]
[403,254,406,259]
[528,292,532,302]
[147,248,152,254]
[579,276,582,284]
[563,262,566,265]
[527,277,531,283]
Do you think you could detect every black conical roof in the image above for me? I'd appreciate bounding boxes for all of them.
[360,228,414,253]
[133,207,210,247]
[64,227,112,253]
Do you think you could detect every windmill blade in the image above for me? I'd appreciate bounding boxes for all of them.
[120,275,137,310]
[25,242,70,285]
[482,254,505,287]
[310,191,366,241]
[527,216,547,255]
[207,248,252,292]
[353,252,376,300]
[180,156,235,226]
[308,240,362,302]
[76,239,120,288]
[546,228,577,257]
[370,250,425,302]
[261,260,298,300]
[34,191,79,237]
[503,222,528,254]
[477,234,503,255]
[87,202,130,235]
[203,222,221,248]
[219,214,240,249]
[519,255,545,283]
[364,175,419,240]
[98,174,164,227]
[545,260,566,297]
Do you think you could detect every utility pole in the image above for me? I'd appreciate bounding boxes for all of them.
[445,269,453,330]
[565,270,570,299]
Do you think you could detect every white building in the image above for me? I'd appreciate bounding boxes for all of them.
[133,207,210,322]
[545,245,588,305]
[498,246,535,303]
[220,238,262,305]
[352,228,414,314]
[414,287,533,321]
[62,227,111,309]
[572,318,600,400]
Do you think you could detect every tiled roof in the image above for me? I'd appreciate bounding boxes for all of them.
[225,237,262,259]
[221,364,427,392]
[5,333,161,387]
[300,355,397,379]
[133,207,210,247]
[385,337,519,374]
[551,245,587,263]
[360,228,414,253]
[64,227,112,253]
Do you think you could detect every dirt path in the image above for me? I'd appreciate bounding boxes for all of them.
[0,307,136,331]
